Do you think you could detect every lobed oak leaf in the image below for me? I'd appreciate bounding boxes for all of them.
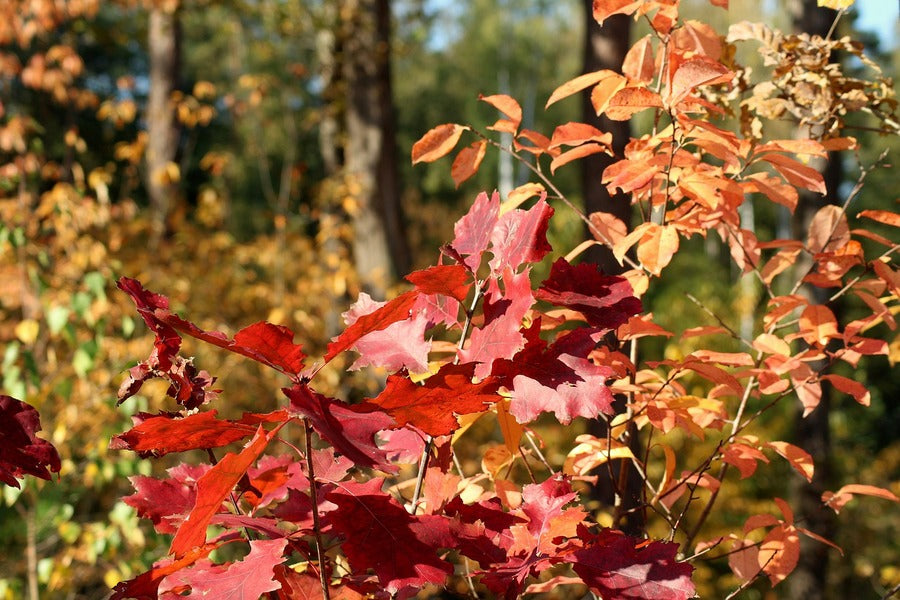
[411,123,465,164]
[0,395,61,488]
[510,354,616,424]
[111,540,222,599]
[452,191,501,271]
[326,479,454,594]
[160,538,286,599]
[535,258,642,329]
[488,197,554,273]
[323,290,417,363]
[358,362,500,436]
[123,464,210,535]
[348,312,431,373]
[451,140,487,188]
[568,529,696,600]
[284,384,396,472]
[170,427,271,557]
[405,263,472,303]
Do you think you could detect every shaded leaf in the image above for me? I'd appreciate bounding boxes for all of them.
[451,140,487,188]
[0,395,61,488]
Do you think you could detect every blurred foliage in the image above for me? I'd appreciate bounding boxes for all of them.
[0,0,896,597]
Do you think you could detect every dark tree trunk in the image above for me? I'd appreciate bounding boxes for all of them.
[788,3,841,598]
[581,1,631,275]
[580,1,643,537]
[343,0,410,296]
[145,4,181,247]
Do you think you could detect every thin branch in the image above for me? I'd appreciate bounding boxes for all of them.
[304,418,331,600]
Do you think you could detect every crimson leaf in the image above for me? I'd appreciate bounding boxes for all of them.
[0,395,61,488]
[109,410,256,456]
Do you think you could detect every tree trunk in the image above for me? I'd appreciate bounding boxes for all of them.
[343,0,409,296]
[580,1,643,537]
[145,3,181,247]
[788,3,841,598]
[581,1,631,275]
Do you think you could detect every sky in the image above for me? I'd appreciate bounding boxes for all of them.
[854,0,898,49]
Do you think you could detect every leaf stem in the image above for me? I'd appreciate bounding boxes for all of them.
[304,418,331,600]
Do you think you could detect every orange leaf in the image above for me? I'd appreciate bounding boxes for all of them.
[746,172,799,212]
[546,69,619,108]
[858,209,900,228]
[690,350,754,366]
[590,73,628,115]
[757,139,827,158]
[450,140,487,188]
[504,182,546,213]
[807,204,849,253]
[605,86,663,120]
[411,123,465,164]
[759,525,800,586]
[549,122,612,149]
[637,223,679,276]
[495,398,523,455]
[822,483,900,514]
[820,374,870,406]
[550,143,609,174]
[671,20,723,61]
[872,259,900,298]
[767,442,814,482]
[667,58,731,106]
[760,247,801,285]
[799,304,838,346]
[588,211,628,248]
[728,540,761,583]
[622,35,656,83]
[480,93,522,134]
[681,325,729,339]
[761,153,826,195]
[722,443,769,479]
[752,333,791,356]
[593,0,643,25]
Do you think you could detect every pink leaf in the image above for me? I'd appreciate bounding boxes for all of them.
[451,191,501,271]
[489,197,554,273]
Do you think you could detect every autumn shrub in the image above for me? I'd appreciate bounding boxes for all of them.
[3,0,899,599]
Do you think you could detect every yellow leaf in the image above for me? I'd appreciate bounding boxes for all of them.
[495,398,524,454]
[817,0,854,9]
[15,319,40,344]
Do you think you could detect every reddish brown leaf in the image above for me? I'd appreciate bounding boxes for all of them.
[858,209,900,228]
[171,427,271,557]
[722,443,769,479]
[451,140,487,188]
[411,123,465,164]
[746,172,799,212]
[360,363,500,437]
[672,20,722,60]
[0,395,61,488]
[759,525,800,586]
[589,211,628,248]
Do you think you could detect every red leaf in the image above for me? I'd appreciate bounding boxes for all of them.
[160,539,286,598]
[569,530,695,600]
[489,197,554,273]
[0,395,61,488]
[109,410,256,456]
[170,427,271,557]
[451,140,487,187]
[110,542,220,599]
[535,258,643,329]
[411,123,465,164]
[326,479,454,594]
[124,464,210,534]
[451,191,501,271]
[323,290,418,363]
[405,264,472,302]
[283,384,396,472]
[359,363,500,436]
[231,322,307,375]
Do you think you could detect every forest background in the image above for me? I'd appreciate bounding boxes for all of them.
[0,0,898,598]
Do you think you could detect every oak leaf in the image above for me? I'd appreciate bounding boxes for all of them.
[0,395,61,488]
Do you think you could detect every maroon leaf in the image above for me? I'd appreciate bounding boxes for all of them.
[451,191,501,271]
[326,479,454,594]
[283,384,396,472]
[568,530,695,600]
[171,427,272,557]
[160,538,287,598]
[535,258,643,329]
[109,410,257,457]
[0,395,61,488]
[489,197,554,273]
[357,362,500,436]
